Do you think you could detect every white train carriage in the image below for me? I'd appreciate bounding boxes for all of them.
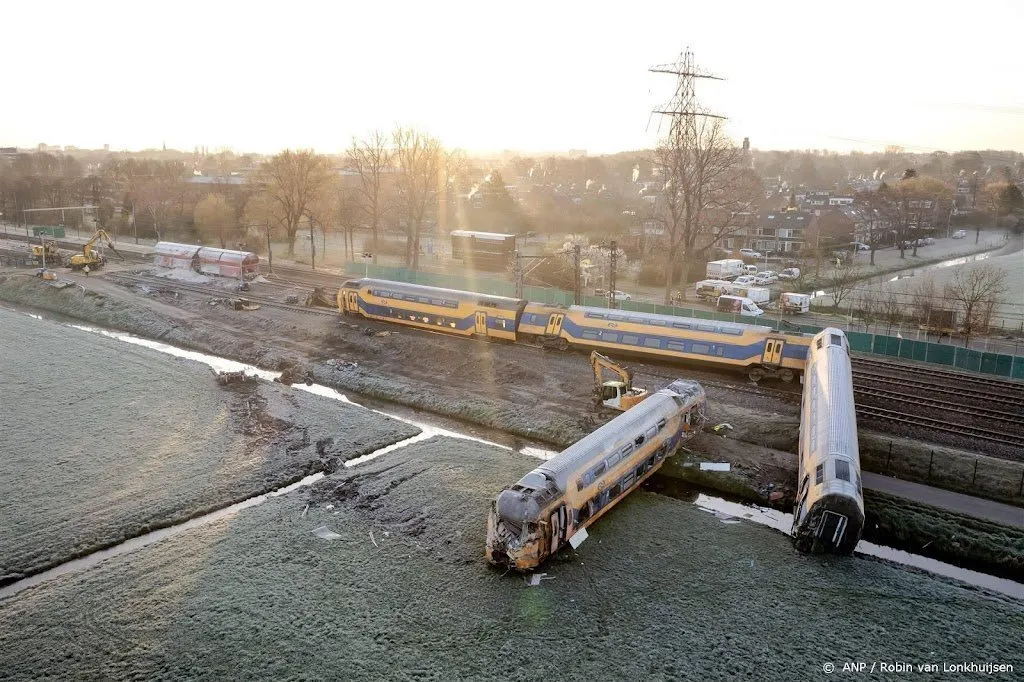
[486,379,707,571]
[792,328,864,554]
[153,242,260,279]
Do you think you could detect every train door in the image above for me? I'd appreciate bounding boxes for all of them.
[475,311,488,336]
[344,290,359,314]
[544,313,564,336]
[762,337,785,367]
[549,505,566,554]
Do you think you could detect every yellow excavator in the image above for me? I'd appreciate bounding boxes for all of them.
[31,239,62,266]
[68,230,125,270]
[591,351,649,413]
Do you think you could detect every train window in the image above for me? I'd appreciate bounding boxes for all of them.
[619,444,632,457]
[649,319,667,327]
[522,314,534,325]
[646,455,656,469]
[724,328,743,336]
[620,472,635,490]
[655,445,667,461]
[608,314,627,322]
[431,298,443,305]
[691,343,710,354]
[697,324,716,332]
[646,426,658,440]
[657,418,666,431]
[591,462,606,478]
[621,334,640,345]
[602,333,620,343]
[831,333,843,347]
[815,463,824,485]
[634,434,645,447]
[367,290,375,296]
[643,338,661,349]
[606,452,621,468]
[422,316,430,323]
[834,460,851,482]
[586,312,607,320]
[672,322,692,330]
[581,330,600,341]
[716,347,725,356]
[445,300,459,309]
[666,341,687,352]
[577,504,591,524]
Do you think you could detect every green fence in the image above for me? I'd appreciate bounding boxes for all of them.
[343,263,1024,379]
[32,226,66,238]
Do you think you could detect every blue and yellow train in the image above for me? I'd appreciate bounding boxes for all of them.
[338,278,812,381]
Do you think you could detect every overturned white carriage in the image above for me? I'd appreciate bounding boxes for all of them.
[153,242,260,279]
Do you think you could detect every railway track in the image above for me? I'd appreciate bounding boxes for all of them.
[851,355,1024,398]
[852,387,1022,426]
[855,405,1024,449]
[851,370,1024,412]
[105,273,338,318]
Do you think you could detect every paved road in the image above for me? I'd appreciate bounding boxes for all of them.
[863,471,1023,528]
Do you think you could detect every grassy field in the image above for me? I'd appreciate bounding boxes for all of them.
[0,308,420,585]
[1,436,1020,680]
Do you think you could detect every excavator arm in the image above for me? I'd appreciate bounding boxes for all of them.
[590,351,633,390]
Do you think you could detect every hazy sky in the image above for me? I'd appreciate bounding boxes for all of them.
[8,0,1023,155]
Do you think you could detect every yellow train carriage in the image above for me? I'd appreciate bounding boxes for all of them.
[522,302,811,382]
[486,379,707,571]
[338,278,525,341]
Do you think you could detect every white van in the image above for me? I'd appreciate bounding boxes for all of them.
[695,279,733,301]
[742,264,758,275]
[717,295,764,317]
[780,292,811,314]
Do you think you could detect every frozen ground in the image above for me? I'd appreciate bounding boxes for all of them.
[0,308,419,584]
[0,437,1020,680]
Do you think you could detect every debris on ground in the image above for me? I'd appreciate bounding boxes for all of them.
[208,297,261,311]
[311,526,342,541]
[699,462,731,472]
[525,573,554,587]
[284,295,300,304]
[304,287,336,308]
[326,359,358,371]
[568,527,589,549]
[713,423,734,432]
[215,369,256,386]
[275,363,314,386]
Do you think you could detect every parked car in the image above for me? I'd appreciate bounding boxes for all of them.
[849,242,870,251]
[594,288,632,301]
[742,264,759,275]
[733,275,757,286]
[913,237,934,247]
[738,248,762,259]
[754,272,777,286]
[952,229,967,239]
[778,267,801,280]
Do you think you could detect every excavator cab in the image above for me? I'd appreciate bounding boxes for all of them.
[590,351,649,413]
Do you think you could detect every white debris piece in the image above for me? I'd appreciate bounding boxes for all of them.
[311,526,341,540]
[568,527,589,549]
[700,462,731,472]
[527,573,546,586]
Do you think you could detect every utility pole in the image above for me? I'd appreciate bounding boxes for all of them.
[514,250,524,299]
[265,220,273,274]
[309,217,316,270]
[606,240,618,309]
[573,243,581,305]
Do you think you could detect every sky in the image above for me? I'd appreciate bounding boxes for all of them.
[6,0,1024,156]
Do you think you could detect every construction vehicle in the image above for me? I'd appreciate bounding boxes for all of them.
[68,230,125,270]
[32,239,63,266]
[590,351,649,414]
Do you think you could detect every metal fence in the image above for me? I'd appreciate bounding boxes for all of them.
[344,263,1024,379]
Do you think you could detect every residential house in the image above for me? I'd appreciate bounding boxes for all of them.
[726,209,816,254]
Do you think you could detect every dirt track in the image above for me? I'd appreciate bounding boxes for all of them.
[1,436,1020,680]
[0,307,420,585]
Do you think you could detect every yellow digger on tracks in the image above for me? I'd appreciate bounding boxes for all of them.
[68,230,125,270]
[590,351,649,415]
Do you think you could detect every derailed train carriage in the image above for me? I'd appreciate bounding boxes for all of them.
[486,379,707,571]
[791,328,864,554]
[154,242,260,279]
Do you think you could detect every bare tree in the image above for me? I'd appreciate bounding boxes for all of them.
[909,276,938,327]
[652,116,756,303]
[136,161,186,241]
[881,291,903,335]
[441,148,468,233]
[348,131,393,264]
[193,193,236,248]
[393,127,442,269]
[253,150,332,256]
[943,264,1008,346]
[336,184,361,261]
[823,262,863,308]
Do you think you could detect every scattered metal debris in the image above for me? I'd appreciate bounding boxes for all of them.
[326,359,358,370]
[370,531,379,548]
[713,423,733,432]
[215,369,256,386]
[568,527,589,550]
[526,573,555,587]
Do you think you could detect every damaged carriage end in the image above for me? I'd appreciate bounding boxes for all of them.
[486,379,706,572]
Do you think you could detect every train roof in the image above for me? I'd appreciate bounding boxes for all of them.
[536,383,703,491]
[568,305,773,335]
[154,242,259,263]
[350,278,524,308]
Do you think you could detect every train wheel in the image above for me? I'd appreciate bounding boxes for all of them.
[556,338,569,351]
[748,368,765,383]
[780,369,795,383]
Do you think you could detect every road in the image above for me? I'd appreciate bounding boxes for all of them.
[863,471,1023,528]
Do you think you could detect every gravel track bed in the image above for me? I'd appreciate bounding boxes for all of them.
[0,436,1020,680]
[0,308,419,586]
